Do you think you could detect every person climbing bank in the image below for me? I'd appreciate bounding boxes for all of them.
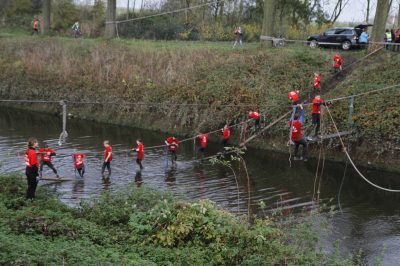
[289,105,307,162]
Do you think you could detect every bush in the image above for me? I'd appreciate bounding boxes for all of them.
[0,173,355,265]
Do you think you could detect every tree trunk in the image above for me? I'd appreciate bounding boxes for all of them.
[219,0,224,22]
[132,0,136,13]
[370,0,390,51]
[366,0,370,22]
[127,0,130,19]
[398,3,400,27]
[238,0,244,23]
[42,0,51,34]
[261,0,277,47]
[105,0,116,38]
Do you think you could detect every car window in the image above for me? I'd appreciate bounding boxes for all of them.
[335,29,353,35]
[324,29,336,35]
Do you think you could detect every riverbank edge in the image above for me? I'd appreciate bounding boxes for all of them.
[3,104,398,174]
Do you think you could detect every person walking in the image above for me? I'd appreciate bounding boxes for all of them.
[233,27,243,48]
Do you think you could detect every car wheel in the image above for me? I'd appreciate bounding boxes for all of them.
[342,41,351,50]
[309,40,318,49]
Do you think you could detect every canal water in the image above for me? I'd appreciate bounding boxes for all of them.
[0,106,399,265]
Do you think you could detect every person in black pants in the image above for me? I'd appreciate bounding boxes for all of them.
[25,138,39,199]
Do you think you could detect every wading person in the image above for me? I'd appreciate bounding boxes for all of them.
[101,140,112,178]
[25,138,39,199]
[73,149,85,178]
[198,133,209,154]
[133,139,144,170]
[38,144,59,178]
[221,124,230,147]
[165,136,179,164]
[233,27,243,48]
[32,18,39,35]
[333,53,342,73]
[289,105,307,162]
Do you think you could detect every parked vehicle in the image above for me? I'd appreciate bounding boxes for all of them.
[307,24,372,50]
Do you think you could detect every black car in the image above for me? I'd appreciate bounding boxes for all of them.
[307,24,372,50]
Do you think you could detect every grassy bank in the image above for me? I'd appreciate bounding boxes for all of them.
[0,35,398,168]
[0,173,356,265]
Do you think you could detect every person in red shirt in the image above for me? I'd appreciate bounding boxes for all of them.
[25,138,39,199]
[73,149,85,178]
[133,139,144,170]
[333,54,342,72]
[288,90,300,105]
[249,110,261,131]
[102,140,112,178]
[165,136,179,163]
[289,105,307,161]
[32,18,39,35]
[38,144,59,178]
[309,95,325,138]
[313,73,321,90]
[198,133,208,153]
[221,124,230,146]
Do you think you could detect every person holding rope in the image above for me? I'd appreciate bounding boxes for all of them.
[198,133,209,153]
[288,90,300,105]
[221,124,230,147]
[38,144,60,179]
[289,105,307,162]
[101,140,112,178]
[133,139,144,170]
[313,73,321,90]
[249,110,261,132]
[165,136,179,164]
[25,138,39,199]
[307,95,331,140]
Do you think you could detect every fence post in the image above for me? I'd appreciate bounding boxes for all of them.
[58,100,68,145]
[348,96,354,129]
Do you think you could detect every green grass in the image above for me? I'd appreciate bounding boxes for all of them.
[0,173,357,265]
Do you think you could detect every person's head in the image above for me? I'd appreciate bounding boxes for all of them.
[315,95,321,100]
[43,143,49,148]
[28,138,38,149]
[293,112,301,121]
[314,72,319,76]
[224,124,228,129]
[103,140,109,147]
[136,139,143,144]
[386,29,389,32]
[74,148,78,153]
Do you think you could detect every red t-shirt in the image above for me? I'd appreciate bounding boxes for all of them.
[136,143,144,160]
[333,55,342,68]
[38,148,55,162]
[166,137,179,151]
[25,148,39,168]
[250,111,260,120]
[104,146,112,162]
[74,153,85,169]
[199,134,208,148]
[33,20,39,30]
[288,91,299,102]
[290,120,302,141]
[223,128,230,140]
[314,75,321,89]
[312,98,325,114]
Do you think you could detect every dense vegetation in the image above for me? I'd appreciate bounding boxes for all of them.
[0,173,358,265]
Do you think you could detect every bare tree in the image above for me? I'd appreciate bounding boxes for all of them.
[398,2,400,27]
[330,0,350,23]
[127,0,130,19]
[42,0,51,34]
[370,0,390,50]
[261,0,277,47]
[105,0,116,38]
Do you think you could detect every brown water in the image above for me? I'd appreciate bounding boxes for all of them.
[0,106,399,265]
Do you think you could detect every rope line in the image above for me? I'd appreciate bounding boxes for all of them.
[325,105,400,193]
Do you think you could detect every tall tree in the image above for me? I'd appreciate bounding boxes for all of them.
[370,0,390,50]
[42,0,51,34]
[366,0,371,22]
[127,0,130,19]
[398,2,400,27]
[105,0,116,38]
[261,0,277,47]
